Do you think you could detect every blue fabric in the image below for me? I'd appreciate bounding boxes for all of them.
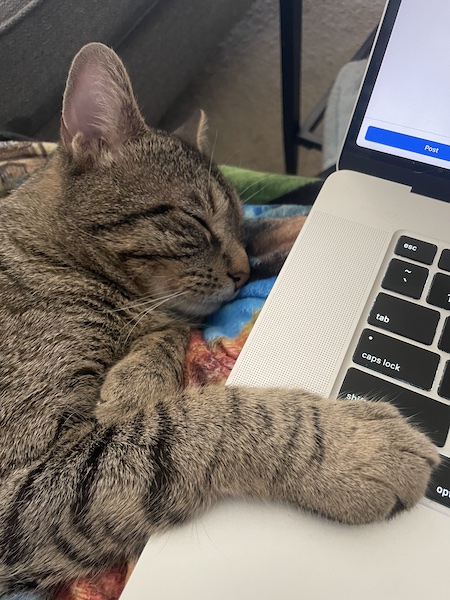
[243,204,310,218]
[204,277,276,342]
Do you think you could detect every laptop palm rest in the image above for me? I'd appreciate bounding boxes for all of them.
[122,170,450,599]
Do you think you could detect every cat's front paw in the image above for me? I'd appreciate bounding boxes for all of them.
[97,362,138,425]
[97,359,155,425]
[296,400,439,525]
[97,357,180,425]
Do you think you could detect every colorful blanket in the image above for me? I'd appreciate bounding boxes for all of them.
[0,141,313,600]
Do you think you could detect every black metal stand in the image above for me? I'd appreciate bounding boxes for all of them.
[279,0,377,174]
[279,0,302,175]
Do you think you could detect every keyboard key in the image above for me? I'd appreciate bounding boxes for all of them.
[438,318,450,353]
[395,236,437,265]
[427,272,450,310]
[382,259,428,299]
[368,293,439,345]
[438,249,450,272]
[426,455,450,509]
[339,368,450,446]
[438,362,450,400]
[353,329,440,390]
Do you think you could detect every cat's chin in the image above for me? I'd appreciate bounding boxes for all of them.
[167,289,239,318]
[176,299,225,318]
[167,294,234,318]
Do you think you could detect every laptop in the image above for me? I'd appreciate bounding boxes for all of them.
[121,0,450,597]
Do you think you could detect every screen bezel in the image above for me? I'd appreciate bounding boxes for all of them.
[339,0,450,201]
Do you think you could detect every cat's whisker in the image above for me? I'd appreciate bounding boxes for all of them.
[221,149,241,167]
[113,291,183,313]
[208,129,219,192]
[238,175,273,198]
[145,289,188,309]
[123,291,188,345]
[70,221,102,241]
[138,289,190,306]
[123,300,181,346]
[241,181,275,205]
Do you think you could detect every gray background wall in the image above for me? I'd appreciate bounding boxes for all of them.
[162,0,386,176]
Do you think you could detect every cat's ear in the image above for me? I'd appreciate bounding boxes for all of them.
[173,110,209,154]
[61,42,146,168]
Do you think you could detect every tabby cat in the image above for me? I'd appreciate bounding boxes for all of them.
[0,43,438,594]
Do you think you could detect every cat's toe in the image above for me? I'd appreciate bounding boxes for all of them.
[345,401,439,522]
[96,366,134,424]
[385,418,439,511]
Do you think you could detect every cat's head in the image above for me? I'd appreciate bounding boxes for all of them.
[57,43,249,317]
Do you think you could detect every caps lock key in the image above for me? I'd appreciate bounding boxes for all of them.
[353,329,440,390]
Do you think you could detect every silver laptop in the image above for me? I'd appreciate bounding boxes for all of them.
[122,0,450,597]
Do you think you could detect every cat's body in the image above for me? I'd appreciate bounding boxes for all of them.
[0,44,438,594]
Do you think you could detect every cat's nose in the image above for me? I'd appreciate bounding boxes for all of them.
[229,270,249,290]
[228,246,250,291]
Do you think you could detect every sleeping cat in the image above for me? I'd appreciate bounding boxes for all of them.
[0,43,438,594]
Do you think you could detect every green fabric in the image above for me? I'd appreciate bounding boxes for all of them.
[220,165,316,204]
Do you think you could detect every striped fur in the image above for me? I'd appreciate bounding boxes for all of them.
[0,44,438,594]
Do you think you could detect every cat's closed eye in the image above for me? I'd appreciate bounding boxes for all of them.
[183,211,215,245]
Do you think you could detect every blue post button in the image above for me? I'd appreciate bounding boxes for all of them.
[365,126,450,162]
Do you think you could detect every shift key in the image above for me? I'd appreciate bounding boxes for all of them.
[353,329,440,390]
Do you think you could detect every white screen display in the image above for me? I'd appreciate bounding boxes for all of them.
[357,0,450,170]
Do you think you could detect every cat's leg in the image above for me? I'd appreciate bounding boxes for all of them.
[0,386,437,590]
[97,325,189,422]
[99,346,438,524]
[99,381,437,526]
[168,385,438,525]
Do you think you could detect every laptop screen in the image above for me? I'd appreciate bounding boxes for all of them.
[340,0,450,198]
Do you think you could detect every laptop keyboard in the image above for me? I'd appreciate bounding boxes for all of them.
[338,235,450,511]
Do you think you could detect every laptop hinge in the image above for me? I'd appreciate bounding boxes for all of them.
[410,182,450,204]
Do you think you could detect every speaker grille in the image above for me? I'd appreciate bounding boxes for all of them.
[228,211,390,395]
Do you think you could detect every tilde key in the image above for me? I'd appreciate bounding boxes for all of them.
[382,258,429,299]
